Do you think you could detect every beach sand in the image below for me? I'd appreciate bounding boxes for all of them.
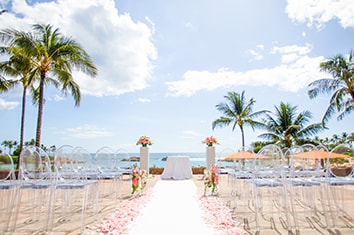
[5,174,354,235]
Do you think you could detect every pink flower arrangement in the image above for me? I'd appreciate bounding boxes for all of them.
[136,136,153,147]
[132,166,147,195]
[204,165,219,195]
[202,136,219,147]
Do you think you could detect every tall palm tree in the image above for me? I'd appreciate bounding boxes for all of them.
[212,91,268,147]
[259,102,324,148]
[0,42,37,160]
[1,24,98,148]
[308,51,354,125]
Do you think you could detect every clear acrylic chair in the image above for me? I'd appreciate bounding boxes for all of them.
[95,146,122,205]
[116,148,133,178]
[52,145,95,233]
[246,144,289,233]
[283,144,325,232]
[322,144,354,231]
[73,146,99,223]
[217,148,235,185]
[15,145,55,233]
[115,148,133,200]
[0,148,20,233]
[228,146,256,231]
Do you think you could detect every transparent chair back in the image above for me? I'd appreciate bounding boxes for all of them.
[53,145,94,233]
[324,144,354,229]
[95,146,121,203]
[16,145,54,233]
[116,148,133,176]
[0,148,19,233]
[249,144,287,232]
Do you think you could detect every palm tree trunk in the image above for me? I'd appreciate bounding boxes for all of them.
[17,87,27,170]
[240,125,245,147]
[35,73,45,148]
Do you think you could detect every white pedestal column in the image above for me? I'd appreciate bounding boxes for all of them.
[206,146,216,169]
[140,146,149,172]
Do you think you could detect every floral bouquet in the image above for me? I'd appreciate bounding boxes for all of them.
[136,136,153,147]
[202,136,219,147]
[131,166,147,195]
[204,165,219,195]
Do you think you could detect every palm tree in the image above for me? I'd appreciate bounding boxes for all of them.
[0,40,38,159]
[1,24,98,148]
[259,102,324,148]
[1,140,17,154]
[212,91,268,147]
[308,51,354,125]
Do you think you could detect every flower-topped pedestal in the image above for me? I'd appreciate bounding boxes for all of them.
[136,136,152,172]
[202,136,219,169]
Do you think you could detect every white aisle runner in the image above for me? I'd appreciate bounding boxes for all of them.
[128,180,215,235]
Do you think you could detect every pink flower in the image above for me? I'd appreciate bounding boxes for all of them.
[202,136,219,146]
[136,136,153,147]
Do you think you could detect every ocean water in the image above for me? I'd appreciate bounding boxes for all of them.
[128,152,232,168]
[0,152,233,170]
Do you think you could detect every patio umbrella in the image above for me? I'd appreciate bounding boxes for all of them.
[290,149,349,159]
[222,151,268,161]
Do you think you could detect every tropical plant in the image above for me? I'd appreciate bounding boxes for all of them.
[1,140,18,155]
[308,51,354,125]
[314,132,354,150]
[212,91,268,147]
[258,102,324,148]
[0,38,38,159]
[0,24,98,148]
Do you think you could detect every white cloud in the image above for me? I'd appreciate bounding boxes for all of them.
[138,98,152,103]
[54,95,64,102]
[166,44,325,96]
[271,44,312,55]
[0,98,18,109]
[247,49,263,61]
[247,44,264,61]
[67,124,113,139]
[1,0,157,97]
[286,0,354,29]
[185,21,195,30]
[180,130,201,139]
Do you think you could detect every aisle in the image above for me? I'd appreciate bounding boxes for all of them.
[127,179,215,235]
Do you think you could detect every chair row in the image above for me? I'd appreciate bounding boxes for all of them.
[0,145,134,234]
[222,143,354,234]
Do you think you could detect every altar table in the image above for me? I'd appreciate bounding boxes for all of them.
[161,156,193,180]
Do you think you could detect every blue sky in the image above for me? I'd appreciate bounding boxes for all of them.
[0,0,353,153]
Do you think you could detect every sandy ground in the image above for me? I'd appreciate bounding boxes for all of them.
[2,174,354,235]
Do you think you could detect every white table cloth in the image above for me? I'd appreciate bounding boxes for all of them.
[161,156,193,180]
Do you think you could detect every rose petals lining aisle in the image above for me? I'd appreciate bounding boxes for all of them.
[95,180,245,235]
[98,191,151,235]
